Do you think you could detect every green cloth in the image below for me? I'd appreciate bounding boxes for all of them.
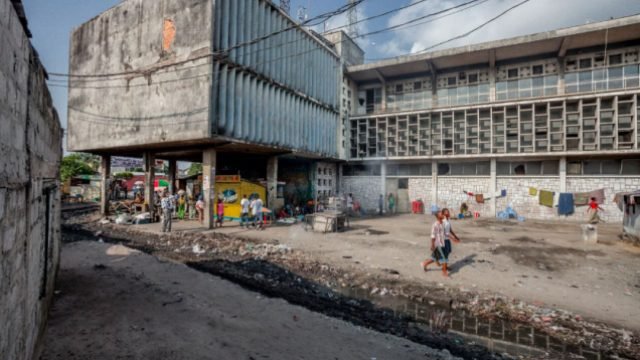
[529,187,538,196]
[539,190,554,207]
[574,192,590,206]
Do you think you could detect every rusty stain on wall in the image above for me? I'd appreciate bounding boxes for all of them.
[162,19,176,52]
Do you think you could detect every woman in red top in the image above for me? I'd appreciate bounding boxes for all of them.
[216,199,225,227]
[587,197,604,224]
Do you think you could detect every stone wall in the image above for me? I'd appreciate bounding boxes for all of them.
[341,176,382,212]
[496,177,561,220]
[408,177,432,206]
[566,176,640,223]
[0,1,63,359]
[438,176,492,215]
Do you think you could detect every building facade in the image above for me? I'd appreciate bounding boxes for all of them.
[342,16,640,221]
[1,0,63,358]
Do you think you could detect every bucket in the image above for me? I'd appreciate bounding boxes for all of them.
[581,224,598,244]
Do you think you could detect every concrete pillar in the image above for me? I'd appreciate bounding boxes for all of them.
[99,155,111,216]
[337,163,343,194]
[143,152,155,220]
[431,162,438,208]
[490,158,497,218]
[557,57,565,95]
[380,162,387,213]
[489,50,497,102]
[202,149,217,229]
[559,157,567,193]
[168,159,177,194]
[267,156,278,209]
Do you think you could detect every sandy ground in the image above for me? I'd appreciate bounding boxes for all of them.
[40,241,459,360]
[129,214,640,333]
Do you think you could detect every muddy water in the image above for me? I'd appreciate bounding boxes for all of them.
[338,286,606,360]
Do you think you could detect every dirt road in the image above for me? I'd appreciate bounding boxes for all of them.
[40,241,459,360]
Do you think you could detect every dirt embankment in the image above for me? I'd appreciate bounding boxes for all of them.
[62,218,640,359]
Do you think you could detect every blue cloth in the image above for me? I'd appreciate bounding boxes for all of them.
[558,193,575,215]
[501,189,507,197]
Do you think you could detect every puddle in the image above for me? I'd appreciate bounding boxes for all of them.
[338,286,608,360]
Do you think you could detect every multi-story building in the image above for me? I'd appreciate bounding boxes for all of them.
[342,15,640,222]
[67,0,640,224]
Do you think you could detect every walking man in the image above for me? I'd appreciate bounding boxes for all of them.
[251,195,264,230]
[421,210,449,277]
[160,190,174,233]
[240,194,250,228]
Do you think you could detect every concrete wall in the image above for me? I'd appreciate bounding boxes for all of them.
[67,0,213,152]
[341,176,381,212]
[438,176,492,215]
[0,1,63,359]
[342,174,637,222]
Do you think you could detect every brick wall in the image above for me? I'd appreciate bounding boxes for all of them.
[496,177,561,220]
[408,177,432,205]
[341,176,382,212]
[438,177,492,215]
[0,1,62,359]
[566,176,640,223]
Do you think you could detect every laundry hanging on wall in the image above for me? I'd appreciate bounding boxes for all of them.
[539,190,554,207]
[557,193,575,215]
[529,187,537,196]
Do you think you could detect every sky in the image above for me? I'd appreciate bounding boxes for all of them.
[22,0,640,151]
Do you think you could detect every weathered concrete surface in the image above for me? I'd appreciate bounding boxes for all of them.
[41,241,460,360]
[0,1,63,359]
[67,0,214,152]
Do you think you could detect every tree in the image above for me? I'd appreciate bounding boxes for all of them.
[60,154,95,181]
[187,162,202,176]
[74,152,101,172]
[114,172,134,179]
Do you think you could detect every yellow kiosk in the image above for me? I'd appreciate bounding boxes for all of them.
[216,175,266,220]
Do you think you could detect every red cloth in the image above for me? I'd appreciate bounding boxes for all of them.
[589,201,598,209]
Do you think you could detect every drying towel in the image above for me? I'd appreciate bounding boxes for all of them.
[475,194,484,204]
[501,189,507,197]
[589,188,605,204]
[558,193,575,216]
[553,192,560,207]
[539,190,554,207]
[574,192,590,206]
[529,187,538,196]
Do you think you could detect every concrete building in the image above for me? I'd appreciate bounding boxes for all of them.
[67,0,342,227]
[0,0,63,359]
[343,15,640,222]
[68,0,640,224]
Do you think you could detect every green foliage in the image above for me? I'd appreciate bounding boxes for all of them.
[60,154,95,181]
[74,152,101,171]
[114,172,134,179]
[187,162,202,176]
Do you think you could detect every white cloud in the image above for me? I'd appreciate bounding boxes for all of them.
[373,0,640,59]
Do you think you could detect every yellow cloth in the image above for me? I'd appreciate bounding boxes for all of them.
[539,190,554,207]
[529,187,537,196]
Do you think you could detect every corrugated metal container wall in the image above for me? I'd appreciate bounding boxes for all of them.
[213,0,339,157]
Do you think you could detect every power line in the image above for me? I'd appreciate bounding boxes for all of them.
[48,0,485,86]
[412,0,532,55]
[48,0,363,79]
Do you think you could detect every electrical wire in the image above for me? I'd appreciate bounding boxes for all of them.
[48,0,487,88]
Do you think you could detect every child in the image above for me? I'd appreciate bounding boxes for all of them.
[587,197,604,224]
[216,199,224,227]
[195,194,204,224]
[442,208,461,260]
[421,211,449,277]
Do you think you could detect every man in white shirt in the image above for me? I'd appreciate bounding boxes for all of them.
[240,195,250,228]
[160,191,174,233]
[250,196,264,230]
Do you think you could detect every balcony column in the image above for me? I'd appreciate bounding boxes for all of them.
[431,162,438,210]
[489,49,497,102]
[559,157,567,193]
[202,148,217,230]
[490,158,497,218]
[99,155,111,216]
[143,152,155,221]
[380,162,387,214]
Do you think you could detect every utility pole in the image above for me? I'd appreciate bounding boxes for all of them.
[347,0,358,38]
[280,0,290,15]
